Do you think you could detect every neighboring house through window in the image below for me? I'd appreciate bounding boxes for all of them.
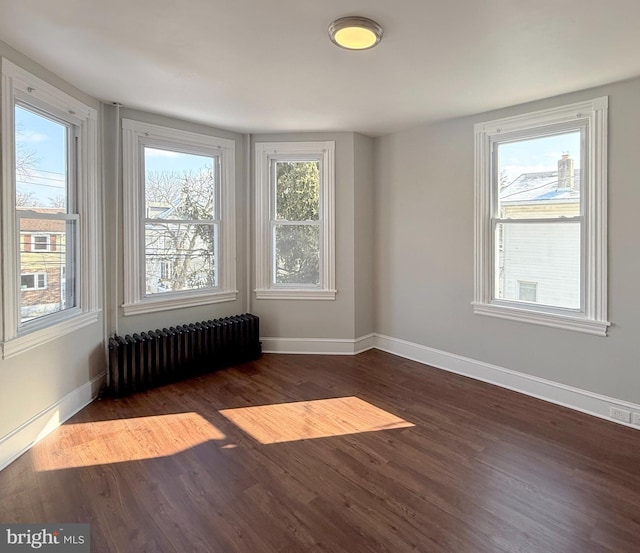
[1,59,99,359]
[473,97,609,335]
[254,141,336,300]
[122,119,237,315]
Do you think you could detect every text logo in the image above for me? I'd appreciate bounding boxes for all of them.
[0,524,89,552]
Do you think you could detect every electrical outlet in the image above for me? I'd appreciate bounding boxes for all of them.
[610,406,631,423]
[632,413,640,426]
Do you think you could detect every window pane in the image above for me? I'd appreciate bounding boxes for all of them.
[21,275,35,289]
[144,148,215,220]
[33,235,50,250]
[15,105,68,213]
[518,281,538,302]
[275,161,320,221]
[19,217,76,323]
[274,224,320,285]
[497,132,581,219]
[145,223,216,294]
[495,222,580,309]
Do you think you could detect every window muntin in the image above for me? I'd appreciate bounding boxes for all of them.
[473,97,609,335]
[143,147,219,295]
[14,104,78,327]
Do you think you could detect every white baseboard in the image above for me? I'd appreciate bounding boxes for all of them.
[374,334,640,430]
[261,333,375,355]
[4,331,635,473]
[0,372,105,471]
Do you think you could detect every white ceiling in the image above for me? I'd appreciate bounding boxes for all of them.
[2,0,640,136]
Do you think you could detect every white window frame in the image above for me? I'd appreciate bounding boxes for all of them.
[473,97,609,336]
[1,58,100,359]
[21,272,48,290]
[255,141,336,300]
[121,119,237,316]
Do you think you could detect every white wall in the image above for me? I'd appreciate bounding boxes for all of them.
[1,44,253,467]
[354,133,375,338]
[3,36,637,470]
[105,106,249,336]
[250,132,374,342]
[0,41,105,452]
[374,77,640,405]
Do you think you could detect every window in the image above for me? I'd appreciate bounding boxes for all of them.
[1,59,99,358]
[517,281,537,303]
[21,273,47,290]
[14,105,77,325]
[255,142,335,299]
[32,234,51,251]
[122,119,236,315]
[160,261,173,281]
[473,97,609,335]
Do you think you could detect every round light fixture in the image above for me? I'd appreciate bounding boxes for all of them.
[328,16,383,50]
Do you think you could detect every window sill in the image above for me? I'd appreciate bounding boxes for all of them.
[255,288,337,300]
[122,290,238,316]
[1,310,101,359]
[472,302,610,336]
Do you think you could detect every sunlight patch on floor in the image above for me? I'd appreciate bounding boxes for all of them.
[219,396,414,444]
[32,412,225,471]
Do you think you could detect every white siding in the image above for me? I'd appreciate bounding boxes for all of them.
[500,222,581,309]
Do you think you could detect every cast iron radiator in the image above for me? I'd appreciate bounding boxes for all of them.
[107,313,261,396]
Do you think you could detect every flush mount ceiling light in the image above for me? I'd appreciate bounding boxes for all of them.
[328,16,383,50]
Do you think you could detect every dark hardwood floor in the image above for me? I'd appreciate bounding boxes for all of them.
[1,350,639,552]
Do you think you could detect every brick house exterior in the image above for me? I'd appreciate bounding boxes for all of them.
[19,208,68,321]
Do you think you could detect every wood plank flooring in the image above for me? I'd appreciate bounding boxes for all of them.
[1,350,639,552]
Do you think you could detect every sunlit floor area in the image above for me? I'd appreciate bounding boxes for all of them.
[1,350,639,553]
